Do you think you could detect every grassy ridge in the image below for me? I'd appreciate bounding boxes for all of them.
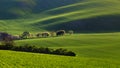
[0,0,82,19]
[0,0,120,34]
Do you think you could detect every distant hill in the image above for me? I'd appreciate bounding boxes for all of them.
[0,0,120,34]
[0,0,82,19]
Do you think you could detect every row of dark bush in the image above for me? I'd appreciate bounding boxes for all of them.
[0,44,76,56]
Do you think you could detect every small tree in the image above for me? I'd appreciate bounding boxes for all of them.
[68,30,74,35]
[2,36,14,48]
[50,31,56,37]
[41,32,50,38]
[56,30,66,36]
[0,32,14,49]
[21,31,30,39]
[36,33,42,38]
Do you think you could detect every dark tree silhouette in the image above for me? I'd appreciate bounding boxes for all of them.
[41,32,50,37]
[0,32,14,49]
[36,33,42,38]
[56,30,66,36]
[21,31,30,39]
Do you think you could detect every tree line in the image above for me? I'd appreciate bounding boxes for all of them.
[20,30,74,39]
[0,30,76,56]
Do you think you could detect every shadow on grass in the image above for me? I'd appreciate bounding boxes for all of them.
[43,14,120,33]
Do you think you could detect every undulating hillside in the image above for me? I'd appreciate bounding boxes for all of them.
[0,0,120,68]
[0,0,120,34]
[1,33,120,68]
[0,0,82,19]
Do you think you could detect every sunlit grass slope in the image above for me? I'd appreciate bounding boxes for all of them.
[0,0,120,67]
[1,33,120,68]
[15,33,120,60]
[0,50,120,68]
[0,0,120,34]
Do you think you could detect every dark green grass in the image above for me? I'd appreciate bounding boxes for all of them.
[0,0,120,34]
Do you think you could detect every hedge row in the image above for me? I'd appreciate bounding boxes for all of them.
[0,44,76,56]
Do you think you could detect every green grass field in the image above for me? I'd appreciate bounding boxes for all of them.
[0,0,120,68]
[0,33,120,68]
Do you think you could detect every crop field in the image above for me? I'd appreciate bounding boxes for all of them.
[0,33,120,68]
[0,0,120,68]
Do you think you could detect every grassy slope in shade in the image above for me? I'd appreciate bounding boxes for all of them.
[0,0,120,34]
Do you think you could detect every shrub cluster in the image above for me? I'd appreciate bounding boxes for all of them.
[0,44,76,56]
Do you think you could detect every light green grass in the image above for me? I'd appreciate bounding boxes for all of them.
[0,50,120,68]
[0,0,120,67]
[0,33,120,68]
[15,33,120,60]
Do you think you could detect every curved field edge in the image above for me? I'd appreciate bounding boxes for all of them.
[0,33,120,68]
[15,33,120,60]
[0,50,120,68]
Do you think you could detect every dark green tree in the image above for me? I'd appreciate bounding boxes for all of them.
[0,32,14,49]
[21,31,30,39]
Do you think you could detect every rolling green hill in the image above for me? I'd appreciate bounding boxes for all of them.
[0,0,82,19]
[15,33,120,60]
[0,0,120,34]
[1,0,120,67]
[1,33,120,68]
